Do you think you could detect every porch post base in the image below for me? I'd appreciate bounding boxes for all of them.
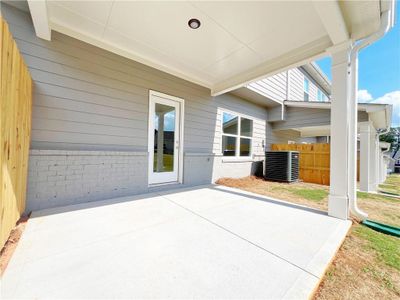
[328,195,349,220]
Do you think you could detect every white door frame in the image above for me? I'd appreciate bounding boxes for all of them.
[148,90,184,185]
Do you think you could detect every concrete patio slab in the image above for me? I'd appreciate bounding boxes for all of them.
[1,185,351,299]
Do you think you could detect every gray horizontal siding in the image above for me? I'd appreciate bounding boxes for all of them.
[248,72,287,102]
[288,68,327,101]
[288,69,304,100]
[267,105,284,122]
[272,107,369,131]
[3,4,267,154]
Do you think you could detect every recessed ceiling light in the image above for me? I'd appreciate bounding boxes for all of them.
[188,18,201,29]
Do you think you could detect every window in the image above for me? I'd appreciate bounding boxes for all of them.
[317,89,327,102]
[222,112,253,157]
[303,78,310,101]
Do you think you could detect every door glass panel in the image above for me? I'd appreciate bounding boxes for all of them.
[153,103,175,173]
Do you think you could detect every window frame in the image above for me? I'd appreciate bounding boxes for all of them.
[221,110,254,158]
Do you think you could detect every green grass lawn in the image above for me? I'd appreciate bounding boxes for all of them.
[271,186,328,202]
[379,174,400,196]
[217,175,400,299]
[354,225,400,271]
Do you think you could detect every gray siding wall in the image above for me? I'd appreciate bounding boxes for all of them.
[4,4,267,210]
[248,68,327,103]
[288,68,326,102]
[4,4,267,155]
[247,72,288,102]
[266,105,284,122]
[271,107,369,131]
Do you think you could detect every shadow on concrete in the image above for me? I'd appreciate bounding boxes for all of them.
[32,183,328,219]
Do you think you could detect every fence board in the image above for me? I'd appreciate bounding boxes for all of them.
[271,143,360,185]
[0,17,32,249]
[271,143,331,185]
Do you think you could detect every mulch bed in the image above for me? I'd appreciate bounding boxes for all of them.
[0,215,29,276]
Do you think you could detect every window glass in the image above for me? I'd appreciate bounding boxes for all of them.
[304,78,310,101]
[240,138,251,156]
[240,118,253,137]
[153,104,175,172]
[221,112,253,157]
[317,89,326,102]
[304,78,309,92]
[222,136,236,156]
[222,113,238,134]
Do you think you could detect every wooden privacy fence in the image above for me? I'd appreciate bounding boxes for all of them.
[0,17,32,249]
[271,143,360,185]
[271,143,331,185]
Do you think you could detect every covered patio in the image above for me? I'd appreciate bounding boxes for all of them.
[2,185,351,299]
[21,0,396,219]
[0,1,396,298]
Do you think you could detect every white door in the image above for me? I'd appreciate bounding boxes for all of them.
[148,91,184,185]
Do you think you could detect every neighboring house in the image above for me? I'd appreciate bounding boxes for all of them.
[390,147,400,173]
[1,1,393,215]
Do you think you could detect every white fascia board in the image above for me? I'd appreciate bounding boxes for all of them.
[300,128,331,137]
[284,101,388,114]
[211,36,332,96]
[27,0,51,40]
[313,1,349,45]
[284,101,332,109]
[302,63,331,95]
[362,103,388,112]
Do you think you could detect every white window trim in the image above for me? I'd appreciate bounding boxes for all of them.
[221,110,254,159]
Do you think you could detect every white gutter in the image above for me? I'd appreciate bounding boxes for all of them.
[348,8,394,221]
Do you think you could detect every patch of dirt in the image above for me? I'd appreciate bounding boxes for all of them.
[216,176,328,210]
[314,225,400,300]
[216,176,400,227]
[358,197,400,228]
[0,215,29,276]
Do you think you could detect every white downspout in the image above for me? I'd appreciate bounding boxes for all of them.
[348,9,393,220]
[380,142,392,181]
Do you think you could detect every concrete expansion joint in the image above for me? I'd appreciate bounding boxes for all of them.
[161,193,319,279]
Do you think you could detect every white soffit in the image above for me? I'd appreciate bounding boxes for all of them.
[39,1,381,94]
[295,125,331,138]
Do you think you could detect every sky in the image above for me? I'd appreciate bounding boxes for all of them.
[316,4,400,127]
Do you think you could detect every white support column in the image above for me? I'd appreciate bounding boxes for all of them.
[359,122,372,192]
[379,152,385,183]
[369,135,379,191]
[328,44,353,220]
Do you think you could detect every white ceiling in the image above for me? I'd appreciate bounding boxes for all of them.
[42,1,382,94]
